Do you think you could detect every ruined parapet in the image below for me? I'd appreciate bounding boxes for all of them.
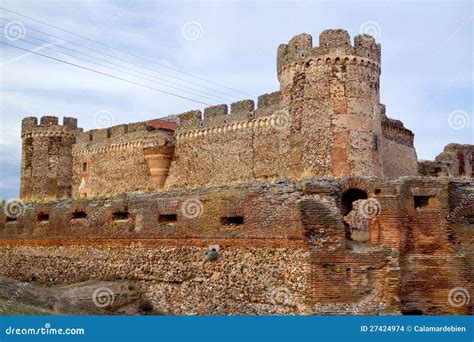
[20,116,82,202]
[380,117,418,179]
[417,144,473,179]
[428,144,474,178]
[418,160,449,178]
[381,118,415,147]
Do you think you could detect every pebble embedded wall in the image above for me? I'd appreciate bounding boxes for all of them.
[10,29,473,315]
[381,118,418,179]
[20,116,81,202]
[1,178,472,314]
[72,120,175,198]
[165,93,288,189]
[167,29,420,189]
[419,144,474,178]
[277,30,383,179]
[19,30,425,200]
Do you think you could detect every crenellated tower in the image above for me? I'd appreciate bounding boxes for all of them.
[20,116,81,202]
[277,29,383,178]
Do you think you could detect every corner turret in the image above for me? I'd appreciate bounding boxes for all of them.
[20,116,82,202]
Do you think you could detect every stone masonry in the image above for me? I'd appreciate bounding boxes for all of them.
[0,29,472,315]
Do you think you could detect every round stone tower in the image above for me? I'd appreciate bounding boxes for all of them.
[20,116,81,202]
[277,29,383,178]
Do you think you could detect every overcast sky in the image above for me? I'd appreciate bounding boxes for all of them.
[0,0,472,200]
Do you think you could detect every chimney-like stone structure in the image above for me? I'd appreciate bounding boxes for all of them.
[144,146,175,190]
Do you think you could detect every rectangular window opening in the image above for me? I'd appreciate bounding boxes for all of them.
[37,213,49,222]
[113,211,129,221]
[82,162,88,172]
[6,216,17,222]
[72,211,87,219]
[158,214,177,224]
[414,196,435,209]
[221,216,244,225]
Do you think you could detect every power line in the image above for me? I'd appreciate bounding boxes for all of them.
[1,34,220,104]
[0,41,212,106]
[0,17,239,101]
[0,7,255,98]
[0,28,228,104]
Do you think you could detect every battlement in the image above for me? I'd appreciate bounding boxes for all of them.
[382,117,415,147]
[75,119,175,144]
[176,91,283,131]
[21,116,81,137]
[277,29,381,75]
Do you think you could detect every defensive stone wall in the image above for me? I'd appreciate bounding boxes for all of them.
[381,118,418,179]
[72,119,175,198]
[20,116,82,202]
[165,92,287,189]
[419,144,473,178]
[1,177,472,315]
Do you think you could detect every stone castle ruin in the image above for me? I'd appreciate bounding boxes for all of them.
[0,29,472,315]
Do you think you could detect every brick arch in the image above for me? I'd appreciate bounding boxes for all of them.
[339,177,373,194]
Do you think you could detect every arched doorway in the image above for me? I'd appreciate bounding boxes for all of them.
[341,188,368,216]
[341,188,369,244]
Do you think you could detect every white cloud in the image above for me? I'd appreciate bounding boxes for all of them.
[0,0,472,199]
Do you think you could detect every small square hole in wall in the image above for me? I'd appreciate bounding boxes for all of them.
[414,196,436,209]
[158,214,177,224]
[374,189,381,195]
[72,211,87,219]
[6,216,17,222]
[221,216,244,225]
[113,211,129,221]
[37,213,49,222]
[82,162,88,172]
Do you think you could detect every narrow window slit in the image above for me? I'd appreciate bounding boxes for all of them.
[158,214,177,224]
[72,211,87,219]
[37,213,49,222]
[113,211,129,221]
[221,216,244,225]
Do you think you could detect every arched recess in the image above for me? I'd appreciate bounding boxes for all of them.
[341,188,368,216]
[339,177,373,245]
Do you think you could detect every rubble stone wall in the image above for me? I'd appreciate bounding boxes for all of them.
[1,178,472,315]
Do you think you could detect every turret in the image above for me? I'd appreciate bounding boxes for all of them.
[20,116,81,202]
[276,29,383,178]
